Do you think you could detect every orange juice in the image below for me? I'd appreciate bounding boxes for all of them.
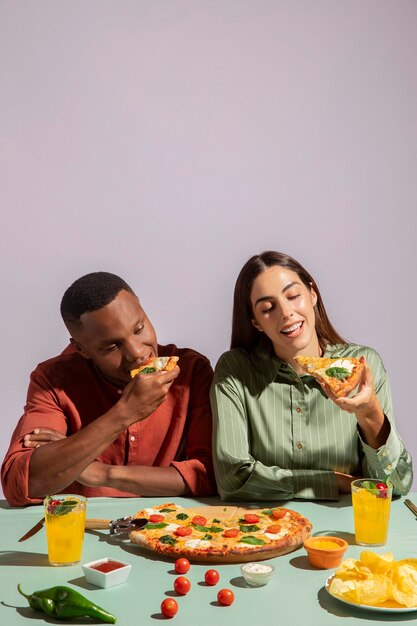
[351,480,392,546]
[44,495,87,566]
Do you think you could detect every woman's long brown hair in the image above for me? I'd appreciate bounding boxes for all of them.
[231,251,346,353]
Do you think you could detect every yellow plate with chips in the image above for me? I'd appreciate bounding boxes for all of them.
[325,551,417,613]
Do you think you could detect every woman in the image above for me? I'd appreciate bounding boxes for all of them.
[210,251,412,501]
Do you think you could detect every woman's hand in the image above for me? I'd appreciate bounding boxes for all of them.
[334,471,360,494]
[23,428,66,448]
[321,358,390,448]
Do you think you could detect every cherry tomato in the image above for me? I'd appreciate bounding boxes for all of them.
[217,588,234,606]
[161,598,178,618]
[149,514,165,523]
[174,558,190,574]
[375,481,389,498]
[272,508,287,520]
[223,528,239,538]
[243,513,259,524]
[266,524,281,534]
[192,515,207,526]
[174,526,193,537]
[47,498,62,513]
[205,569,220,586]
[174,576,191,595]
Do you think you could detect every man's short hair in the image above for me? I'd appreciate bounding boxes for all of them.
[61,271,134,329]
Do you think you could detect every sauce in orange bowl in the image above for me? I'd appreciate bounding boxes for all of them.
[304,536,348,569]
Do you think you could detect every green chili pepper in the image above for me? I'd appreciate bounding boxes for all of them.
[18,584,116,623]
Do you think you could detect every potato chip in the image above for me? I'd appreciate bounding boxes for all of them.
[330,574,391,606]
[359,551,394,575]
[329,551,417,609]
[335,558,370,581]
[391,560,417,608]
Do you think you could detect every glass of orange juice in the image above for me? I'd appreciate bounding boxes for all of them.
[351,479,392,546]
[44,495,87,566]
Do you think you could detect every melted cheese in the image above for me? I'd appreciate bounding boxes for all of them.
[144,508,166,516]
[164,524,180,532]
[263,530,288,541]
[154,357,170,369]
[330,359,354,373]
[184,539,212,550]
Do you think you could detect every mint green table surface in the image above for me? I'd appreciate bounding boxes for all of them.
[1,495,417,625]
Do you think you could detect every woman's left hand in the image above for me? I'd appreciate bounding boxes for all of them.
[320,358,389,448]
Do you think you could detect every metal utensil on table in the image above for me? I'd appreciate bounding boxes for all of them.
[108,516,148,535]
[18,517,46,542]
[18,515,148,542]
[404,499,417,518]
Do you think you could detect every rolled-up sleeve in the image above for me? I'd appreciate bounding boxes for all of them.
[359,363,413,495]
[1,369,68,506]
[170,357,216,495]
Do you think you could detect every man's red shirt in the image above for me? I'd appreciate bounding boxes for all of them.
[1,343,216,506]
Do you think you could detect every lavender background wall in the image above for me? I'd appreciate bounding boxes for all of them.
[1,1,416,497]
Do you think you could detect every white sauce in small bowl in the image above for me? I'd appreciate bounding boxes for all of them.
[241,562,275,586]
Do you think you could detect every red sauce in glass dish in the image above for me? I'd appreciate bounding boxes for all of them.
[90,560,126,573]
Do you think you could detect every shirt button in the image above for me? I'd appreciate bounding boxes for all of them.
[386,463,393,471]
[296,442,303,449]
[296,407,302,414]
[130,435,136,442]
[117,389,123,395]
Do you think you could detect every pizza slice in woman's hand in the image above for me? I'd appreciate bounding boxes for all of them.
[294,356,364,398]
[130,356,179,377]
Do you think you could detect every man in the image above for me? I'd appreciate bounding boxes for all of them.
[1,272,216,506]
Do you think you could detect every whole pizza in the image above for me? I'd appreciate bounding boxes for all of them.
[129,502,312,563]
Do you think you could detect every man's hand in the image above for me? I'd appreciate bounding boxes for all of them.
[23,428,66,448]
[116,366,180,428]
[26,367,180,498]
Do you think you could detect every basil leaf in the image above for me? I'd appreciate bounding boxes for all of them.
[159,508,176,513]
[194,524,223,533]
[194,524,210,532]
[212,518,221,523]
[52,500,79,516]
[202,534,213,540]
[240,535,266,546]
[176,513,189,520]
[144,522,168,530]
[159,535,177,545]
[140,367,156,374]
[325,367,350,380]
[361,481,379,495]
[239,524,260,533]
[262,509,273,516]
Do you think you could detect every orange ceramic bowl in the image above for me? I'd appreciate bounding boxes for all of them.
[303,536,348,569]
